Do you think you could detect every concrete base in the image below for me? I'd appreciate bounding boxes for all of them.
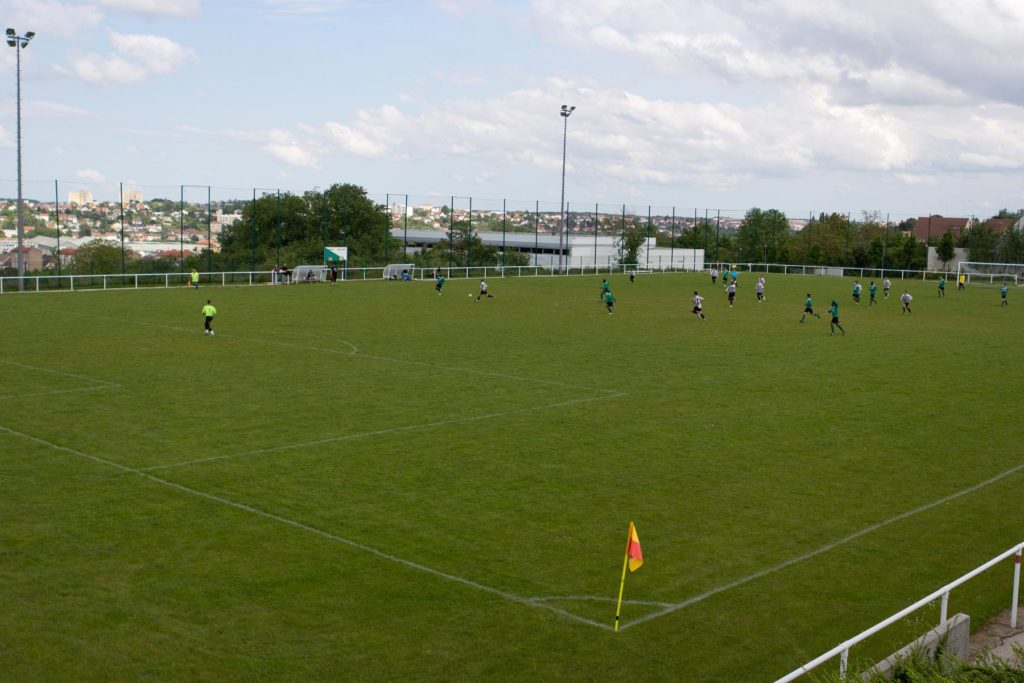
[863,613,970,680]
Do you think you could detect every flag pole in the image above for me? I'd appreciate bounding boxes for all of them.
[613,525,632,632]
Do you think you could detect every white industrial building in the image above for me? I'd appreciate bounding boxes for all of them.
[391,229,704,270]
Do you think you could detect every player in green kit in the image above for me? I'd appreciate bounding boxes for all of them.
[828,299,845,336]
[937,277,946,297]
[800,293,821,322]
[202,299,217,335]
[603,290,615,315]
[435,272,445,296]
[600,278,612,301]
[868,280,878,306]
[1001,284,1009,306]
[852,281,862,303]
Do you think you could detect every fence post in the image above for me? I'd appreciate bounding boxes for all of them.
[839,649,848,679]
[940,591,949,624]
[1013,547,1022,628]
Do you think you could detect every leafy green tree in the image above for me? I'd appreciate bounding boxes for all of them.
[737,208,790,264]
[617,226,647,266]
[936,230,956,265]
[70,241,128,274]
[965,224,997,261]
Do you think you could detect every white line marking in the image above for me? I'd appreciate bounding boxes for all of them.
[619,459,1024,630]
[142,392,627,472]
[0,358,120,387]
[0,422,612,632]
[48,309,614,393]
[528,595,674,607]
[0,385,118,401]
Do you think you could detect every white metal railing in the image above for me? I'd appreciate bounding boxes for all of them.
[775,542,1024,682]
[0,261,972,294]
[0,263,685,293]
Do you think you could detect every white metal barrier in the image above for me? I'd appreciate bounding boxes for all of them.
[775,542,1024,681]
[0,262,972,294]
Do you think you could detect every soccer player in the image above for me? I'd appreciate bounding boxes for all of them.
[900,289,913,315]
[710,267,718,285]
[604,290,616,315]
[800,293,822,322]
[476,279,494,301]
[852,280,862,304]
[190,268,200,289]
[600,278,612,301]
[937,277,946,297]
[958,273,966,290]
[330,265,338,284]
[629,269,636,283]
[727,281,737,308]
[1001,284,1009,306]
[828,299,846,336]
[435,272,445,296]
[691,291,705,319]
[883,278,892,299]
[202,299,217,335]
[730,268,737,284]
[868,280,878,306]
[755,277,765,302]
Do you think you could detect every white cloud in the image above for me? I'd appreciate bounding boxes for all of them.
[28,100,93,119]
[76,168,106,183]
[108,32,197,75]
[2,0,104,39]
[268,74,1024,195]
[263,129,319,168]
[61,54,148,85]
[0,125,12,147]
[58,31,198,85]
[532,0,1024,106]
[97,0,200,17]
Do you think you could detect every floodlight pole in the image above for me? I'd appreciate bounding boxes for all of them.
[558,104,575,274]
[8,28,34,291]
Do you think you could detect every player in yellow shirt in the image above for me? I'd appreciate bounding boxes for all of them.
[202,300,217,335]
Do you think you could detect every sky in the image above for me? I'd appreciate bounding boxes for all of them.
[0,0,1022,219]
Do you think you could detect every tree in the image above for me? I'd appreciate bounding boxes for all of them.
[218,183,392,269]
[617,226,647,267]
[70,241,126,274]
[936,230,955,266]
[737,208,790,265]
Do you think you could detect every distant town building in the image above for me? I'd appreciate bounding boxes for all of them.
[67,191,94,206]
[120,188,143,204]
[912,216,972,242]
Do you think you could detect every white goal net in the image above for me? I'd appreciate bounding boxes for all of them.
[382,263,415,280]
[291,265,325,283]
[956,261,1024,286]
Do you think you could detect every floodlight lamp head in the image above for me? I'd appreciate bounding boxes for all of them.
[25,31,34,40]
[5,40,14,48]
[5,28,14,36]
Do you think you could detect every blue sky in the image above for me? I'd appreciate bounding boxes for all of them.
[1,0,1022,219]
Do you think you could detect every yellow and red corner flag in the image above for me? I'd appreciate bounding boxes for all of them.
[627,521,643,572]
[614,521,643,631]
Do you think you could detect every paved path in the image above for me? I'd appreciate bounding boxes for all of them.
[969,609,1024,665]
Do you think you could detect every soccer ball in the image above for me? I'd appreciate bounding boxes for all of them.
[468,293,473,298]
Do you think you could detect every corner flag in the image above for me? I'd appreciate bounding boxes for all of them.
[627,522,643,572]
[614,521,644,631]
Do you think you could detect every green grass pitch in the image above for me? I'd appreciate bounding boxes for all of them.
[1,273,1021,681]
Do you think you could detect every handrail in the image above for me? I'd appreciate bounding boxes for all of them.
[775,542,1024,681]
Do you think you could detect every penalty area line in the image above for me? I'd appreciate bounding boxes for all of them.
[142,391,628,472]
[619,458,1024,631]
[0,422,612,632]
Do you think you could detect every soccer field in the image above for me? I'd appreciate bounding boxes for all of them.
[1,272,1021,681]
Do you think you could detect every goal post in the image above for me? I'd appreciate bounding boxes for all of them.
[956,261,1024,286]
[382,263,415,280]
